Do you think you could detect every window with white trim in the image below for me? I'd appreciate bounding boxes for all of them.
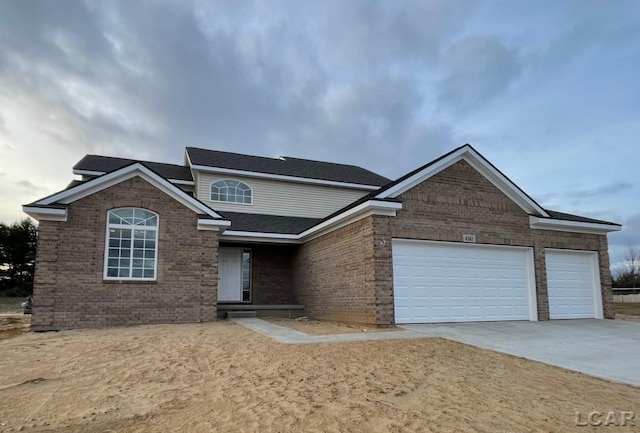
[105,208,158,280]
[210,179,252,204]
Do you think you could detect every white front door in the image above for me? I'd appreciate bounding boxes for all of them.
[218,248,243,302]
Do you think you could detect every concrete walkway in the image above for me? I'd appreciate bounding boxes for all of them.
[402,319,640,387]
[231,318,427,344]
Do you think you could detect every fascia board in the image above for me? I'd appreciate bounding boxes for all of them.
[22,206,68,222]
[73,169,105,176]
[197,218,232,231]
[529,216,622,234]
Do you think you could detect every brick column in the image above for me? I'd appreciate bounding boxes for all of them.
[31,221,60,331]
[199,231,219,322]
[598,237,615,319]
[533,242,550,321]
[372,216,394,326]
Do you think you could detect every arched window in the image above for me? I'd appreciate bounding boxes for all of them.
[210,179,252,204]
[104,208,158,280]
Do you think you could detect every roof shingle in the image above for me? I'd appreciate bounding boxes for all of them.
[186,147,390,186]
[74,155,192,181]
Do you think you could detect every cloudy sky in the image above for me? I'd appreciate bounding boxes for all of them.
[0,0,638,268]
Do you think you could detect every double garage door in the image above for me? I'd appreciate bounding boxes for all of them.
[393,240,602,324]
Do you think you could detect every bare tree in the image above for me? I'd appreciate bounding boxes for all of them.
[614,244,640,288]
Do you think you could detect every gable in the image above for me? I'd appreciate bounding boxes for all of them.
[375,144,549,217]
[398,159,530,218]
[24,163,230,231]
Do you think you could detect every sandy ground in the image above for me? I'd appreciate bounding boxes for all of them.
[266,318,399,335]
[0,320,639,433]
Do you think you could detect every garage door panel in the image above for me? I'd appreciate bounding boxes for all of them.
[546,250,601,319]
[393,240,535,324]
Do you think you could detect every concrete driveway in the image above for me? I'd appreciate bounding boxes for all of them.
[401,319,640,387]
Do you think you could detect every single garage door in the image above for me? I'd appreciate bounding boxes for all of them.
[545,250,602,319]
[393,240,536,324]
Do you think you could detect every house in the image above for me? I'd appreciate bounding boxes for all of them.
[24,144,621,331]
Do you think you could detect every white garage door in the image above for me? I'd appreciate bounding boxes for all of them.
[393,240,536,324]
[545,250,602,319]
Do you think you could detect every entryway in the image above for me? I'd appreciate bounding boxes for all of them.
[218,247,251,302]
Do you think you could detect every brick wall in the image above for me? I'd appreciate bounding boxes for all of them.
[245,244,296,304]
[383,160,613,321]
[293,159,614,325]
[31,176,220,331]
[293,217,379,324]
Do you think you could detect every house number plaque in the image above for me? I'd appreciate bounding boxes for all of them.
[463,234,476,243]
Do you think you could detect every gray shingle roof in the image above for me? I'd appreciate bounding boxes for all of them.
[74,155,192,181]
[186,147,390,186]
[220,212,321,234]
[545,210,620,226]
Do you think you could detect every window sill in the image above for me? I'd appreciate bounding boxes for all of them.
[103,279,158,284]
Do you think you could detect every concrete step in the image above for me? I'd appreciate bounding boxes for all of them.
[226,311,257,319]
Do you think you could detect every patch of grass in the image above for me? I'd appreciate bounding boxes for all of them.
[0,296,23,314]
[614,303,640,316]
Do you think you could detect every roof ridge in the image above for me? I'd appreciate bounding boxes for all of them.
[75,154,187,168]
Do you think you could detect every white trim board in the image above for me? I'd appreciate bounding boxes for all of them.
[530,216,621,234]
[23,206,68,222]
[376,145,550,217]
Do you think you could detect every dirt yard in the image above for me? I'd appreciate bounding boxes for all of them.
[0,320,638,433]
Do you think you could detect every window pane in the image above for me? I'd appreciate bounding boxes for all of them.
[106,208,157,280]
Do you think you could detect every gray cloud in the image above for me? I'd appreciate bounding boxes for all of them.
[566,182,635,200]
[14,180,47,194]
[0,0,474,168]
[437,35,523,113]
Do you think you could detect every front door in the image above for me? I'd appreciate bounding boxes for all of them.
[218,248,251,302]
[218,248,243,302]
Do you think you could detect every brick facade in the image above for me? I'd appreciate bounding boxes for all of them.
[245,244,296,304]
[293,217,379,324]
[31,159,614,330]
[292,160,614,325]
[32,177,220,331]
